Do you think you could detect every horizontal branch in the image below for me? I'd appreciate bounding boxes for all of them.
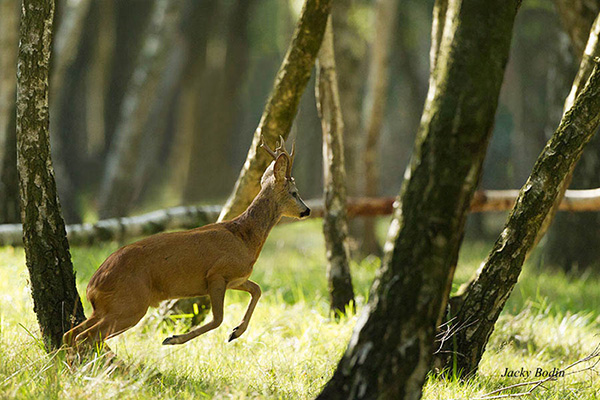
[1,189,599,247]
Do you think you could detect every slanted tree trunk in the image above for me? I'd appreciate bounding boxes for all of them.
[16,0,86,351]
[317,0,518,397]
[436,63,600,377]
[452,10,600,310]
[316,19,355,316]
[361,0,399,256]
[218,0,332,221]
[543,9,600,270]
[98,0,182,219]
[0,0,20,224]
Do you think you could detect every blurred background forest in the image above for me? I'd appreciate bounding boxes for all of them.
[0,0,598,271]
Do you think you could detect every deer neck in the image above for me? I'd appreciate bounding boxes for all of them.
[228,186,281,256]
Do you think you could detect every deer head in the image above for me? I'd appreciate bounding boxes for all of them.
[260,135,310,219]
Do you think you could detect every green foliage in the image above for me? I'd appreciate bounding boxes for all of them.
[0,220,599,398]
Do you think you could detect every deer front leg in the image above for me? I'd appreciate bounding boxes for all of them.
[228,280,261,342]
[162,276,226,345]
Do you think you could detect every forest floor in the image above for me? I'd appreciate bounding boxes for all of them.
[1,219,599,399]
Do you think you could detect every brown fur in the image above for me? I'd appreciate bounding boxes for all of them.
[63,153,310,347]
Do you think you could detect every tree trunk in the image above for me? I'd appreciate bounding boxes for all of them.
[553,0,600,58]
[316,18,355,316]
[317,0,518,398]
[542,9,600,270]
[0,0,20,223]
[218,0,332,222]
[98,0,182,219]
[436,63,600,377]
[361,0,399,256]
[16,0,86,351]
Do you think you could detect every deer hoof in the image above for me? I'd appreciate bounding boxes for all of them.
[228,326,243,342]
[162,336,180,345]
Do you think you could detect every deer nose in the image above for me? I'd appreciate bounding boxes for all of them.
[300,208,311,218]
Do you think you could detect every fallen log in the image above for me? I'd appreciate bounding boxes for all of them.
[1,189,599,247]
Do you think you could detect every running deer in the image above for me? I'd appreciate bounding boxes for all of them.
[63,136,310,347]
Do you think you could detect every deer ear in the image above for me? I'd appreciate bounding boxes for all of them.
[273,154,288,181]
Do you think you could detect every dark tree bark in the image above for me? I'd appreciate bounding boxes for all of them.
[436,63,600,377]
[316,19,355,316]
[0,0,20,223]
[98,0,182,219]
[218,0,332,221]
[361,0,399,256]
[16,0,85,351]
[317,0,519,398]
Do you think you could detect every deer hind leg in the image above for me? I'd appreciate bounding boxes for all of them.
[74,308,147,346]
[162,276,226,345]
[228,280,261,342]
[63,314,100,346]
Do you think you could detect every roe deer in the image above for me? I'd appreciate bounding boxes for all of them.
[63,136,310,346]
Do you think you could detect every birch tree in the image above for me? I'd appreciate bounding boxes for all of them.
[316,19,355,315]
[218,0,332,221]
[16,0,86,351]
[543,5,600,270]
[437,27,600,379]
[318,0,519,397]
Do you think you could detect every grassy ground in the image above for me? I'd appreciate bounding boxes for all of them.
[1,218,599,399]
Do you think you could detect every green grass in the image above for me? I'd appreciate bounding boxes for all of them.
[1,219,599,399]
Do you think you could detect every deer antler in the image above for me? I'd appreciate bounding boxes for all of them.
[260,135,278,160]
[259,135,295,180]
[278,135,294,180]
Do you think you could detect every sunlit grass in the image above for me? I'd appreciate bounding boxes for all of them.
[1,218,599,399]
